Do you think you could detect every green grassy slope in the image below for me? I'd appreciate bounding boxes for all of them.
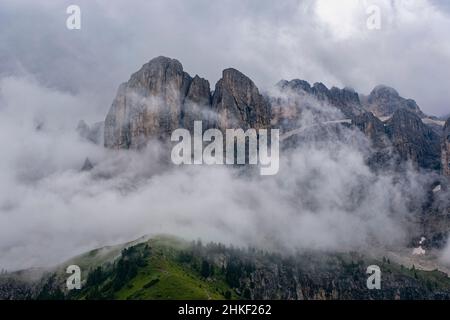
[66,236,235,300]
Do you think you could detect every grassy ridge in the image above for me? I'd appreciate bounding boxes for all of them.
[66,236,234,300]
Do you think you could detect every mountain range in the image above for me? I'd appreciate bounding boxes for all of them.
[96,56,449,173]
[2,56,450,300]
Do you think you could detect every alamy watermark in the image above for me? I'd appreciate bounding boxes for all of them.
[366,265,381,290]
[66,5,81,30]
[66,265,81,290]
[170,121,280,176]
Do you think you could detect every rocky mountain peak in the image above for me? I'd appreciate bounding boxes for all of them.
[102,56,443,174]
[104,57,271,148]
[104,56,206,148]
[275,79,363,118]
[277,79,312,94]
[365,85,425,118]
[211,68,271,130]
[370,85,400,98]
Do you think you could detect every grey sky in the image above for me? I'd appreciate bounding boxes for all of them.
[0,0,449,117]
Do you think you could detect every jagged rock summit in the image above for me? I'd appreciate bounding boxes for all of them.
[275,79,364,119]
[104,56,210,148]
[363,85,425,118]
[103,56,445,173]
[104,56,271,149]
[212,68,271,131]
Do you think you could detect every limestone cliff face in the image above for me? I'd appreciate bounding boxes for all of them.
[211,68,271,131]
[352,112,389,149]
[443,118,450,176]
[385,109,441,169]
[182,75,212,132]
[363,85,425,118]
[104,56,210,148]
[274,79,364,120]
[104,57,271,149]
[103,56,444,174]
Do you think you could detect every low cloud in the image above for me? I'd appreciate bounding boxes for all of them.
[0,75,436,271]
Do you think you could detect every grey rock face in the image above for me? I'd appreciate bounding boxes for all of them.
[352,112,389,149]
[443,118,450,176]
[104,57,272,149]
[211,68,271,131]
[275,79,364,119]
[182,75,212,132]
[385,109,441,170]
[328,86,363,118]
[364,85,425,118]
[102,56,443,174]
[104,56,210,148]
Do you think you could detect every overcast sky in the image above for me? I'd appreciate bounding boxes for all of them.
[0,0,449,117]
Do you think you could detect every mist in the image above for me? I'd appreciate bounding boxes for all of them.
[0,74,439,271]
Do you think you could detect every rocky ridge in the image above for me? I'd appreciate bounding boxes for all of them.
[101,56,448,173]
[104,57,271,149]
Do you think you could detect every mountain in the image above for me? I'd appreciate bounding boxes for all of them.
[212,68,271,131]
[361,85,426,119]
[3,235,450,300]
[385,109,441,170]
[273,80,442,170]
[103,57,271,149]
[275,79,364,119]
[104,56,208,148]
[103,56,447,172]
[443,118,450,176]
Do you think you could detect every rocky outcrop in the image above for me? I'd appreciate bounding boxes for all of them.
[328,86,363,118]
[443,118,450,176]
[362,85,425,118]
[102,56,443,173]
[275,79,364,119]
[104,56,211,148]
[385,109,441,170]
[211,68,271,131]
[352,111,391,153]
[104,57,272,149]
[182,75,212,132]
